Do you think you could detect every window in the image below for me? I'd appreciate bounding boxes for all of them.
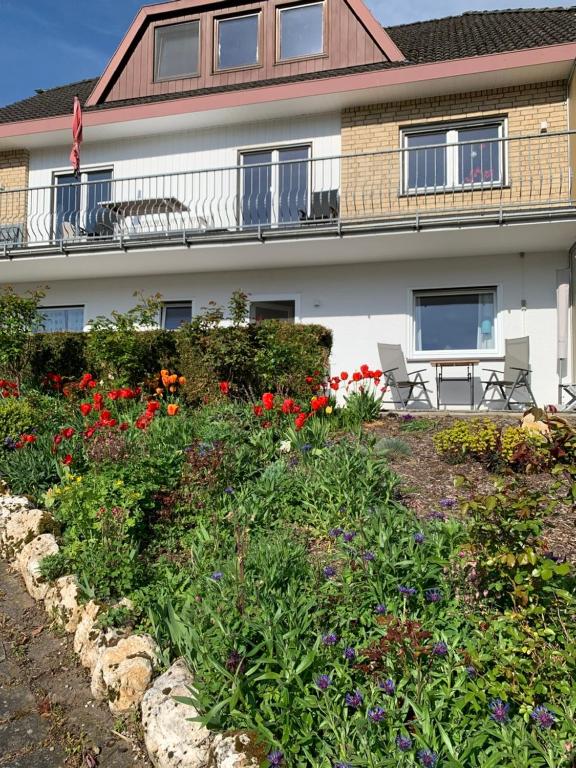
[216,13,260,70]
[241,145,310,227]
[403,122,504,192]
[278,2,324,61]
[38,306,84,333]
[250,300,296,322]
[154,21,200,81]
[54,169,113,239]
[413,289,496,354]
[162,301,192,330]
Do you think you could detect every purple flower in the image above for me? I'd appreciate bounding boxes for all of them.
[316,674,332,691]
[489,698,510,724]
[301,443,313,453]
[224,486,235,494]
[267,750,284,766]
[374,603,387,615]
[211,571,223,582]
[440,497,456,508]
[343,647,356,661]
[329,528,343,538]
[401,414,415,422]
[398,585,417,597]
[334,763,353,768]
[425,588,443,603]
[343,531,356,543]
[466,665,478,679]
[323,565,337,579]
[531,706,556,730]
[427,511,447,522]
[322,633,339,646]
[362,551,375,562]
[379,678,395,695]
[432,641,448,657]
[396,734,413,752]
[417,749,438,767]
[225,650,245,674]
[413,532,425,544]
[3,436,17,451]
[345,690,364,709]
[368,706,386,723]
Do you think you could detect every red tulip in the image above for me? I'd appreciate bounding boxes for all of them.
[80,403,92,417]
[62,454,73,466]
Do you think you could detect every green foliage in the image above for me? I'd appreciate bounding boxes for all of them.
[0,398,37,443]
[0,284,46,383]
[28,332,87,382]
[399,417,437,433]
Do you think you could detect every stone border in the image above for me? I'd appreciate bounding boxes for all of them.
[0,494,262,768]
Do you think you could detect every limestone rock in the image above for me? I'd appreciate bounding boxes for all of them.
[74,601,103,669]
[44,575,82,633]
[1,507,57,558]
[141,658,212,768]
[16,534,59,600]
[210,733,262,768]
[0,495,32,514]
[91,633,160,714]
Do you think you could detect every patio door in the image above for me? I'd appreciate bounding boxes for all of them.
[55,169,112,239]
[240,145,310,228]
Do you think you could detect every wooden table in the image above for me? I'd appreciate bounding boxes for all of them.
[430,359,479,410]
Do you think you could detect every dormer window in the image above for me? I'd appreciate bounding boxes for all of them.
[154,21,200,81]
[215,13,260,71]
[278,2,325,62]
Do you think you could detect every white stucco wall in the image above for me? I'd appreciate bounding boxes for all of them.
[16,249,568,408]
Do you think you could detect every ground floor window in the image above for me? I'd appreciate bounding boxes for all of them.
[39,306,85,333]
[162,301,193,330]
[249,299,296,322]
[413,288,496,354]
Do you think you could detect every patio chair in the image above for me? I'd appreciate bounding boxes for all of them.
[477,336,536,410]
[378,343,434,410]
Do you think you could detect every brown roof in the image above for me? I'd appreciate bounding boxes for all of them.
[1,6,575,125]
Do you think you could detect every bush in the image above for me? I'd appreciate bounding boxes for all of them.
[0,398,37,444]
[29,332,87,382]
[0,285,46,384]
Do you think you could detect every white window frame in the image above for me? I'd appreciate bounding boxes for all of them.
[401,119,507,194]
[153,20,201,82]
[239,144,312,227]
[161,300,193,330]
[277,1,326,63]
[37,305,85,333]
[249,293,301,322]
[214,12,261,72]
[409,286,501,361]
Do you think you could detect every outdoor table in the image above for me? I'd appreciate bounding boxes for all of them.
[98,197,189,234]
[430,359,479,410]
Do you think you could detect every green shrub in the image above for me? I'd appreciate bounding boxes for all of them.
[0,285,46,384]
[0,398,37,443]
[29,332,87,381]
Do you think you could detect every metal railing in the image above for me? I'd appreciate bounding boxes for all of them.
[1,130,574,254]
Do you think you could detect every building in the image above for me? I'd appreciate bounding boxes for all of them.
[1,1,576,407]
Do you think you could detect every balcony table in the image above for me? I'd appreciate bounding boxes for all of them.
[430,359,479,410]
[98,197,189,235]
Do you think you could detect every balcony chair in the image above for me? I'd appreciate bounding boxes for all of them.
[477,336,536,410]
[0,224,23,245]
[298,190,339,222]
[378,343,434,410]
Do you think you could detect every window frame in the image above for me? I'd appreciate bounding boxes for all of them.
[249,294,300,323]
[401,118,507,195]
[409,286,501,361]
[37,305,85,333]
[52,166,114,240]
[161,300,193,330]
[153,19,201,83]
[276,1,327,64]
[214,11,262,73]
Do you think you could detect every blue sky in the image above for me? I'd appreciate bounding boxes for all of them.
[0,0,567,107]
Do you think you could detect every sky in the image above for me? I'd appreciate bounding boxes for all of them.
[0,0,568,107]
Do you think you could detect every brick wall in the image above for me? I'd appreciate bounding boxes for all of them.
[0,150,29,241]
[340,81,569,218]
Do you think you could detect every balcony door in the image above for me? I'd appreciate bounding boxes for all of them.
[240,145,310,228]
[55,169,112,239]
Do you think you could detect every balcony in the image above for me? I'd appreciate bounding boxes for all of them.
[1,130,575,258]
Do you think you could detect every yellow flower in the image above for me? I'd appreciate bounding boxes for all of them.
[325,406,333,415]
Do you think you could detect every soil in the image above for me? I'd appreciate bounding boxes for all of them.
[368,412,576,564]
[0,560,151,768]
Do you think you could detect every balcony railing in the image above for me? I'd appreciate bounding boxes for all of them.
[1,130,575,255]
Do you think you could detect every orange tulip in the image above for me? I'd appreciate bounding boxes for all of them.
[169,386,177,393]
[160,369,169,377]
[156,387,164,395]
[167,404,180,416]
[178,376,187,385]
[169,374,178,384]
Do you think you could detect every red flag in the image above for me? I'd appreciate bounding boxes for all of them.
[70,95,83,176]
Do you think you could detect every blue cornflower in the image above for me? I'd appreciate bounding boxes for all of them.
[343,647,356,661]
[362,551,375,562]
[413,532,425,544]
[432,641,448,656]
[267,750,284,766]
[301,443,313,452]
[343,531,357,543]
[368,706,386,723]
[489,698,510,724]
[379,678,395,695]
[440,497,456,508]
[224,486,234,494]
[316,674,332,691]
[210,571,223,582]
[531,705,556,730]
[3,436,17,451]
[466,665,478,679]
[425,588,443,603]
[374,604,387,615]
[345,690,363,709]
[398,585,417,597]
[322,633,339,646]
[395,734,413,752]
[427,510,447,521]
[417,749,438,767]
[334,763,353,768]
[329,528,343,538]
[323,565,337,579]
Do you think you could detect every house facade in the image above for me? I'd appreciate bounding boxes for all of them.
[1,1,576,407]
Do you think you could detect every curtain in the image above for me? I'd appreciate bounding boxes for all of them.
[476,292,495,350]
